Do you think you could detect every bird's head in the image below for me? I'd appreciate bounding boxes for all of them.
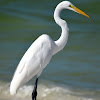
[59,1,90,18]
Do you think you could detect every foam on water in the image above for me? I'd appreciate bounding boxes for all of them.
[0,81,99,100]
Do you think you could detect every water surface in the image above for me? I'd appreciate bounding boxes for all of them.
[0,0,100,100]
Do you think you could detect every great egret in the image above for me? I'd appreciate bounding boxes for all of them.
[10,1,90,100]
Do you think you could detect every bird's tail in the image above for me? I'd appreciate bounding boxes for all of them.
[10,80,17,95]
[10,74,21,95]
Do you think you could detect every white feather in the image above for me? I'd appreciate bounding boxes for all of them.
[10,1,78,95]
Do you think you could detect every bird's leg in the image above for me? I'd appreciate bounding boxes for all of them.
[32,77,38,100]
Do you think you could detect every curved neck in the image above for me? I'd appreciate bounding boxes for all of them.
[53,3,69,55]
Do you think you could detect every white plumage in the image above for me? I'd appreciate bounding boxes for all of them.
[10,34,56,94]
[10,1,89,95]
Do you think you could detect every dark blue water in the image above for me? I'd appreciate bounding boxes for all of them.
[0,0,100,100]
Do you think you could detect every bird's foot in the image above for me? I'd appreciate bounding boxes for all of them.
[32,78,38,100]
[32,90,37,100]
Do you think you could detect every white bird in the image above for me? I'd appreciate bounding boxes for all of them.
[10,1,90,100]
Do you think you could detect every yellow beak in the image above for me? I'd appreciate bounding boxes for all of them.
[71,6,90,18]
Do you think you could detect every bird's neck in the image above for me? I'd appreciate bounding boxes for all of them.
[53,4,69,55]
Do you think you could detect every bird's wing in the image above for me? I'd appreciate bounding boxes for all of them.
[10,34,53,94]
[15,34,53,76]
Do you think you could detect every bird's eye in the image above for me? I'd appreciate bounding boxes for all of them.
[69,5,72,8]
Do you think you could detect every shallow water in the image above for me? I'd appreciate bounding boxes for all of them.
[0,0,100,100]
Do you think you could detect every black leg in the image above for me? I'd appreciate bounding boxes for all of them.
[32,78,38,100]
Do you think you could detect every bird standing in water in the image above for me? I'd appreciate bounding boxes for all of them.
[10,1,90,100]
